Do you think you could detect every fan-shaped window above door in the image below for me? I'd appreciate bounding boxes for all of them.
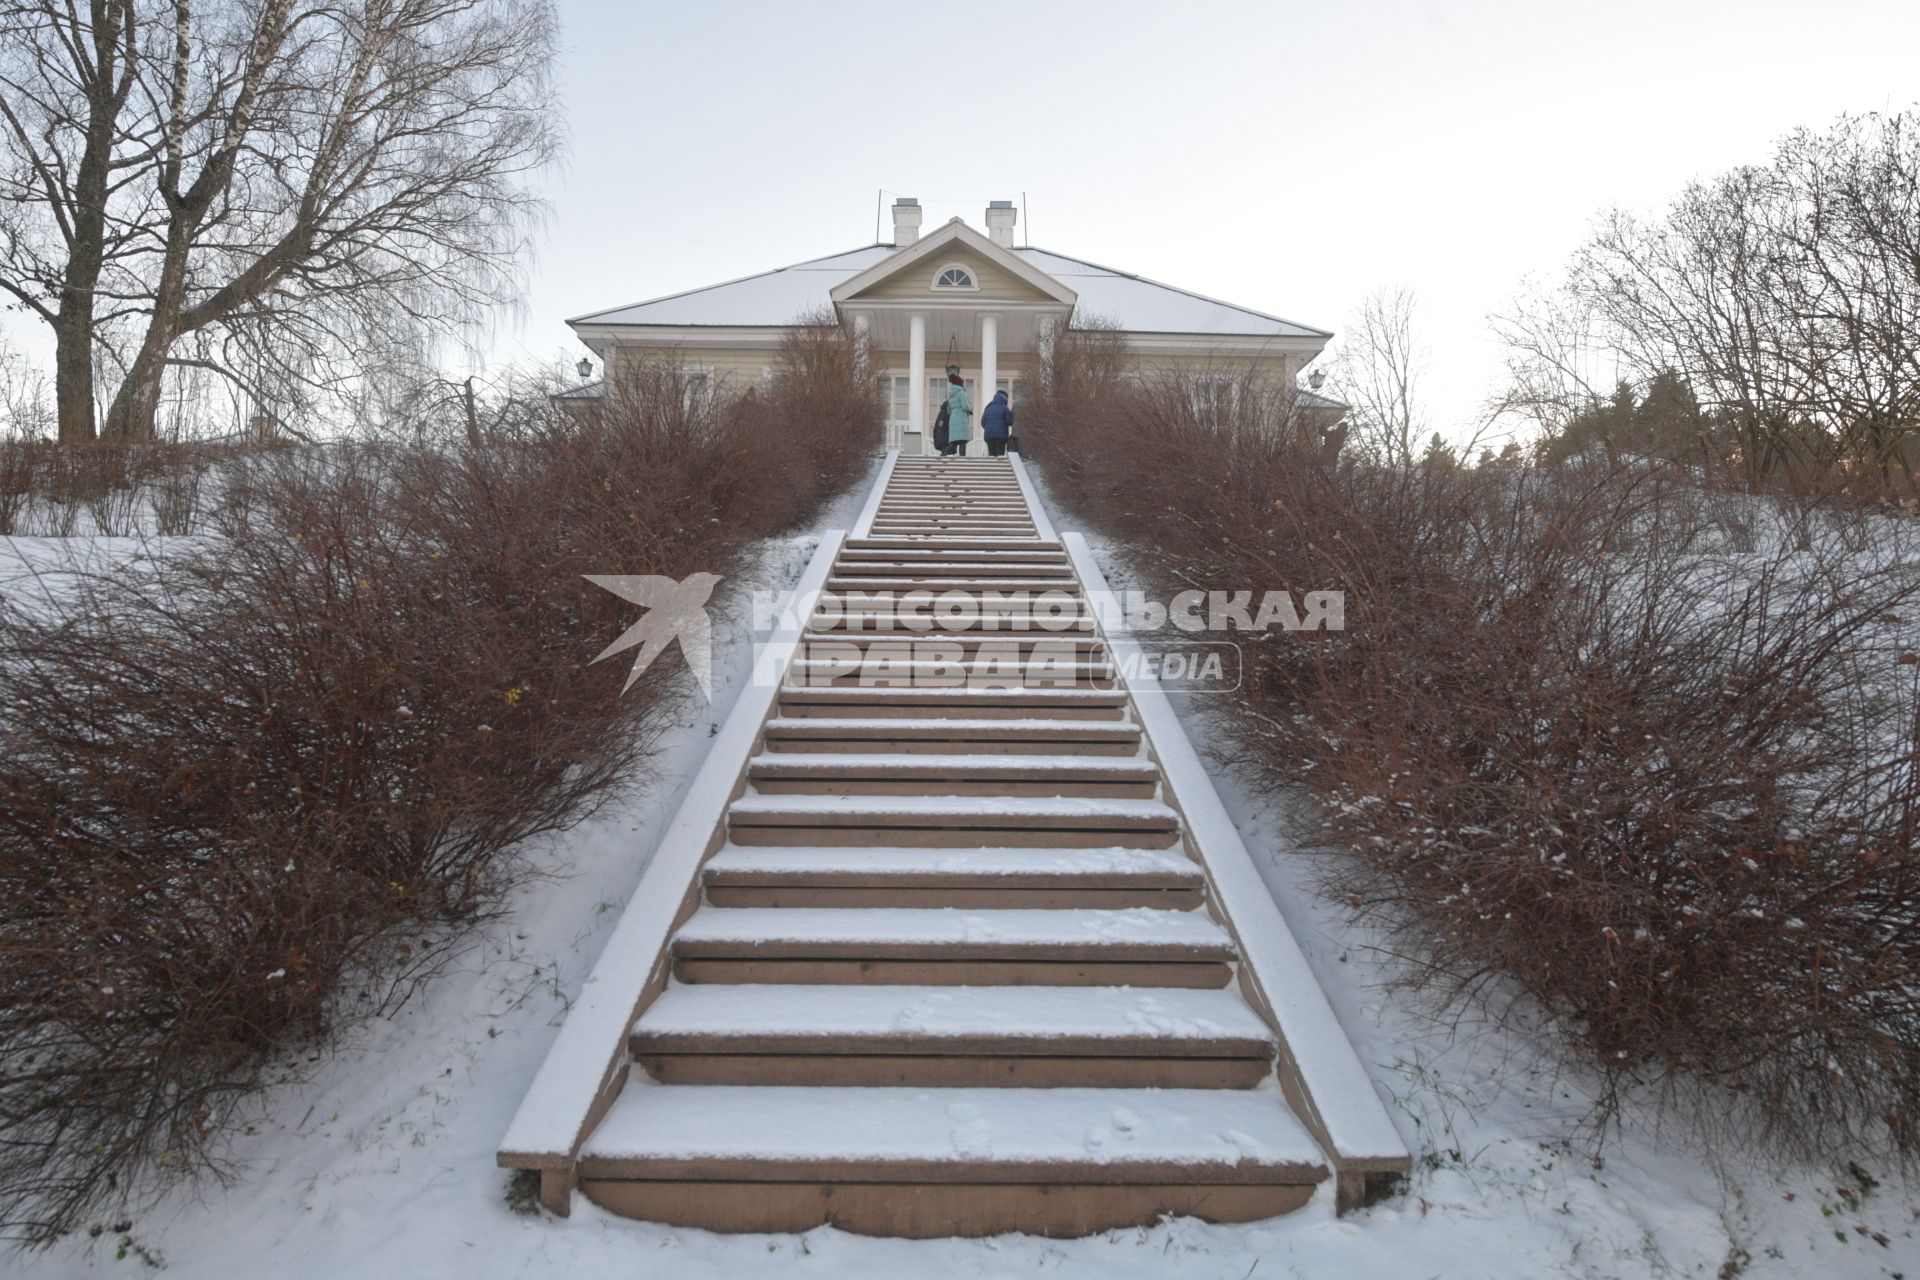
[931,264,979,291]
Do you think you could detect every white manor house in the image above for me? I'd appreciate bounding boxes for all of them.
[564,198,1338,452]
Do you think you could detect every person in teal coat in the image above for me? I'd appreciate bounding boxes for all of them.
[943,366,973,457]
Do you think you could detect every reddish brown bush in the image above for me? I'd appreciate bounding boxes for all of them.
[1032,358,1920,1158]
[0,439,41,534]
[0,325,880,1242]
[0,440,233,536]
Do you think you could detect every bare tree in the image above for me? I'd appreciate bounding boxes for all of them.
[1501,109,1920,488]
[0,0,155,441]
[0,337,54,439]
[1328,286,1427,468]
[1490,277,1612,447]
[0,0,561,442]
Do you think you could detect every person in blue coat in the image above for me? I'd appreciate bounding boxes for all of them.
[943,367,973,457]
[981,388,1014,456]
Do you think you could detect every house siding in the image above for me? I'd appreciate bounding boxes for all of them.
[853,245,1055,305]
[609,344,776,391]
[606,344,1301,395]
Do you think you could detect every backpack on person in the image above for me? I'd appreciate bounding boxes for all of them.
[933,400,951,453]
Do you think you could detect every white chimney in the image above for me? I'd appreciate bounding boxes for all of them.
[890,197,922,247]
[985,200,1017,248]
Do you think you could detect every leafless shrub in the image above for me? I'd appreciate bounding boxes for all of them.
[149,455,208,536]
[0,440,44,535]
[5,443,227,536]
[0,329,879,1243]
[1033,356,1920,1161]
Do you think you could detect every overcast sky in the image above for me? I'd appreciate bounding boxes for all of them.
[8,0,1919,443]
[481,0,1913,445]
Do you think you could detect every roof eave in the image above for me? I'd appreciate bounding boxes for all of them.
[831,222,1079,307]
[1020,245,1333,340]
[1122,331,1332,355]
[565,244,888,326]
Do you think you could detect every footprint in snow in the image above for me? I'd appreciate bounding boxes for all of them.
[945,1102,991,1158]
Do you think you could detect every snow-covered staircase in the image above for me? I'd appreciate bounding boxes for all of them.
[499,454,1409,1236]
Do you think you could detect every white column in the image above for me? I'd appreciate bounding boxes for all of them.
[907,311,927,456]
[980,313,999,419]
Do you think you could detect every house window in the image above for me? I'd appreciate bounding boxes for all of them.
[1186,373,1238,419]
[929,377,1016,407]
[669,366,713,414]
[888,374,1019,422]
[932,264,978,291]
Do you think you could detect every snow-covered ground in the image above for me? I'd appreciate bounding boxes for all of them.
[13,476,1920,1279]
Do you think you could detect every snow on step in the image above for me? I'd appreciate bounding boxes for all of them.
[839,550,1066,561]
[822,580,1080,593]
[579,1084,1325,1178]
[702,845,1201,881]
[673,907,1229,952]
[729,794,1178,825]
[829,564,1075,577]
[632,985,1275,1045]
[781,688,1119,704]
[789,658,1110,677]
[837,556,1067,564]
[763,717,1139,736]
[846,540,1058,550]
[747,753,1157,775]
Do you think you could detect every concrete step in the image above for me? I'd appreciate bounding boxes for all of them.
[575,1083,1326,1235]
[839,547,1067,562]
[670,906,1230,985]
[825,577,1080,593]
[871,517,1036,527]
[700,844,1203,908]
[630,984,1275,1087]
[809,613,1096,636]
[845,537,1058,551]
[816,591,1088,615]
[776,686,1128,720]
[789,656,1115,690]
[726,794,1181,848]
[798,635,1108,656]
[831,564,1075,582]
[746,751,1158,797]
[868,527,1040,537]
[762,715,1139,755]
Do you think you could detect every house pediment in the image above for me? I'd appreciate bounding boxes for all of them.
[831,220,1077,310]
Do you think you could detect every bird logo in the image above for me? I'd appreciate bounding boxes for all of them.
[585,572,723,698]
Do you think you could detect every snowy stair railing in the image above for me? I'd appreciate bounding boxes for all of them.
[848,448,898,539]
[1009,454,1058,542]
[495,526,846,1215]
[1060,530,1413,1210]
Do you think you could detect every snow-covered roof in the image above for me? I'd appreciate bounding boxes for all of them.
[1015,248,1329,338]
[570,243,1327,339]
[570,247,893,328]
